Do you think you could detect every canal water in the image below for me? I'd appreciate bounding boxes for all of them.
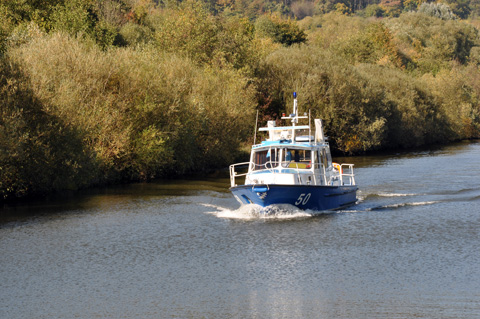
[1,141,479,319]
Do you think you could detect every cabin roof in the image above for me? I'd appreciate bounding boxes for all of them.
[252,140,322,150]
[258,125,310,132]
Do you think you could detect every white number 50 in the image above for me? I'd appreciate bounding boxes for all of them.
[295,193,311,205]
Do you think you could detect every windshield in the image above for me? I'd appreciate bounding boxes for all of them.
[252,147,311,170]
[281,148,311,169]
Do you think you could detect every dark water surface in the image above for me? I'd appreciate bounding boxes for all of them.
[1,142,480,318]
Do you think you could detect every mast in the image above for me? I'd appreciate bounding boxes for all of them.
[293,92,298,124]
[253,109,259,145]
[292,92,297,140]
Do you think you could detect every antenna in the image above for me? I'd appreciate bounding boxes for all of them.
[292,92,297,141]
[253,109,259,145]
[293,92,298,124]
[309,109,311,144]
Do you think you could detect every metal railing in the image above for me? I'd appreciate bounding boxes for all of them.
[311,163,328,185]
[229,162,251,187]
[339,164,356,186]
[229,162,355,187]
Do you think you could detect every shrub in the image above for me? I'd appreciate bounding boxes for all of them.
[0,57,97,200]
[332,22,406,68]
[418,2,457,20]
[291,1,315,19]
[386,12,478,71]
[258,46,390,153]
[306,13,368,49]
[119,22,153,46]
[11,33,256,181]
[364,4,385,18]
[50,0,119,48]
[152,0,219,64]
[355,64,450,147]
[422,67,480,139]
[255,13,307,46]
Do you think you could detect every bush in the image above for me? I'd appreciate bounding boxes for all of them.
[364,4,385,18]
[386,12,478,71]
[355,64,451,147]
[258,46,390,153]
[0,8,13,56]
[0,57,97,200]
[257,43,480,152]
[10,33,256,181]
[152,0,219,64]
[119,22,153,46]
[422,66,480,139]
[418,2,457,20]
[291,1,315,19]
[50,0,119,48]
[255,13,307,46]
[305,13,368,49]
[332,22,406,68]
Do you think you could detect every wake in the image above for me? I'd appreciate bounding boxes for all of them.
[201,203,318,220]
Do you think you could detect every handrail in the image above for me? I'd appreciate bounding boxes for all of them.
[229,162,251,187]
[230,161,355,187]
[311,163,327,185]
[340,164,355,186]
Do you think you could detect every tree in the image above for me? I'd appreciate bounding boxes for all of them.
[418,2,457,20]
[255,14,307,45]
[153,0,219,64]
[291,1,315,19]
[364,4,385,17]
[335,3,352,15]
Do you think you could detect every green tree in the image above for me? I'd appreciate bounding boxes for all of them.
[50,0,118,48]
[364,4,385,17]
[153,0,219,64]
[386,12,479,72]
[255,13,307,45]
[333,22,406,68]
[0,8,13,56]
[0,0,64,30]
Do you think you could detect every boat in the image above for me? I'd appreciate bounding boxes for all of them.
[229,92,358,211]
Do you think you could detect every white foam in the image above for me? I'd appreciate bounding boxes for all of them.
[201,203,314,220]
[377,193,418,197]
[378,201,439,209]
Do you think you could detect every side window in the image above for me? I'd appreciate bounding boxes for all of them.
[326,146,332,166]
[321,149,328,168]
[253,150,268,170]
[302,150,311,162]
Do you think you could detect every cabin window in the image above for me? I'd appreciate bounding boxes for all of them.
[253,148,279,170]
[282,149,311,169]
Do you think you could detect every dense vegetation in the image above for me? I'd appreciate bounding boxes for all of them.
[1,0,480,201]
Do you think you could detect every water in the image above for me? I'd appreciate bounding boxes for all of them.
[1,141,480,319]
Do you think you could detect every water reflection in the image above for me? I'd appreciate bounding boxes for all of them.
[334,140,479,168]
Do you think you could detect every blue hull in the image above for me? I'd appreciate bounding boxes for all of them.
[230,184,358,211]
